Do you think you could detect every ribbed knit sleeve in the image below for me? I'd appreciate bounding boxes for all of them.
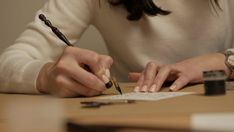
[0,0,97,93]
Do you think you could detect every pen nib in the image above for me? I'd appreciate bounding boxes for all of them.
[112,77,122,95]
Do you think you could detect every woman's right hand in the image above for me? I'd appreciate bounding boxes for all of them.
[36,47,113,97]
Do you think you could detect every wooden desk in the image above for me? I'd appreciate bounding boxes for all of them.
[0,83,234,132]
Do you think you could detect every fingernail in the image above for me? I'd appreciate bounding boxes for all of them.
[141,85,148,92]
[149,84,157,92]
[102,75,112,88]
[105,69,111,78]
[134,86,140,92]
[102,75,109,83]
[169,85,177,91]
[105,81,113,89]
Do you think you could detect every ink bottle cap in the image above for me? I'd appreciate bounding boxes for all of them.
[203,70,227,96]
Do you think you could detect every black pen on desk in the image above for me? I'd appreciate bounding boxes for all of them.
[38,14,116,90]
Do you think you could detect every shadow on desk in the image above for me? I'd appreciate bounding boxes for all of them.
[66,120,189,132]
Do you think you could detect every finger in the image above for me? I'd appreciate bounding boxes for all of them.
[63,47,101,71]
[65,47,113,86]
[141,62,158,92]
[54,87,78,98]
[99,55,113,69]
[96,55,113,83]
[55,75,100,97]
[92,55,113,77]
[75,48,103,72]
[65,47,101,73]
[66,65,105,92]
[151,66,171,92]
[169,75,189,92]
[128,72,141,82]
[134,72,144,92]
[69,77,101,97]
[82,54,113,84]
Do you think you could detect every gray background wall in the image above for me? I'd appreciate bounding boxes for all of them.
[0,0,108,54]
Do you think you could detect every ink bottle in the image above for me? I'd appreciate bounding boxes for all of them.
[203,70,227,96]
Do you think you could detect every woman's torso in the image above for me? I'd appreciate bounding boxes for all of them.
[92,0,234,81]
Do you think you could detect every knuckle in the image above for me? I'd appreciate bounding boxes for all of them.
[86,76,99,86]
[55,62,66,71]
[88,52,99,63]
[182,75,191,82]
[178,72,189,80]
[54,75,65,86]
[54,61,70,74]
[162,64,169,69]
[105,56,113,64]
[84,49,98,58]
[63,46,73,54]
[98,55,113,69]
[161,65,171,70]
[146,61,156,69]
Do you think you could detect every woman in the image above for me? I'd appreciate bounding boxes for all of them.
[0,0,233,97]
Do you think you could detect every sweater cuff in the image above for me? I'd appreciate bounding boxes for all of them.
[21,60,48,94]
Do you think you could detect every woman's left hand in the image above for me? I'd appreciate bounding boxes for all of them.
[129,53,229,92]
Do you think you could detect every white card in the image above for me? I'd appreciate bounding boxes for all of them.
[97,92,193,101]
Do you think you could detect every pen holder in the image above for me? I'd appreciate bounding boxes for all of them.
[203,70,227,96]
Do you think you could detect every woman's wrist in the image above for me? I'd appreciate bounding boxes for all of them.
[36,62,54,94]
[224,49,234,79]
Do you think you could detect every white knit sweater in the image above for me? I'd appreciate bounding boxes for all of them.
[0,0,234,93]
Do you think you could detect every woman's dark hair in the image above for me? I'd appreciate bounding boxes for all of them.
[108,0,220,21]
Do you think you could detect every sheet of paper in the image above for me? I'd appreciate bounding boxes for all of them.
[97,92,194,101]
